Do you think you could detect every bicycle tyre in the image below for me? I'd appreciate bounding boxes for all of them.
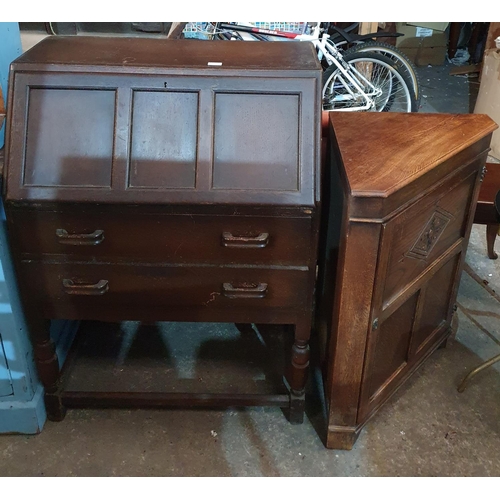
[322,52,418,112]
[343,41,421,108]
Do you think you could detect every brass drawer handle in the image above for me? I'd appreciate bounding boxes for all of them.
[222,282,268,299]
[62,279,109,295]
[221,232,269,248]
[56,229,104,246]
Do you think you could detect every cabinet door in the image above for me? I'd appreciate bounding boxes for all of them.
[357,166,478,421]
[358,292,418,420]
[359,254,461,421]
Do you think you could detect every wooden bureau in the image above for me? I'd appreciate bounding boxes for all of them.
[3,37,322,422]
[317,112,497,449]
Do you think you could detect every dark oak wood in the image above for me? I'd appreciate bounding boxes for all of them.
[8,208,314,266]
[19,261,311,318]
[317,112,497,450]
[62,392,291,408]
[5,38,320,207]
[3,37,322,423]
[474,162,500,259]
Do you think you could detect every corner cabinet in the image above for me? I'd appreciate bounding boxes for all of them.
[317,112,498,450]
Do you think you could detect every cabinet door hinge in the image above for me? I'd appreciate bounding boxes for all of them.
[480,165,487,182]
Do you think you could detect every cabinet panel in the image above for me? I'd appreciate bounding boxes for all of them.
[129,91,198,189]
[7,72,319,206]
[382,172,476,305]
[213,93,300,191]
[24,88,115,187]
[411,254,459,355]
[363,293,418,406]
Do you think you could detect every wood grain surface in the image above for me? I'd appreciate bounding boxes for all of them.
[330,112,497,196]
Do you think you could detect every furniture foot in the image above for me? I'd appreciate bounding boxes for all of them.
[325,425,361,450]
[438,337,448,349]
[458,352,500,392]
[234,323,255,335]
[486,224,499,259]
[288,389,305,424]
[45,392,67,421]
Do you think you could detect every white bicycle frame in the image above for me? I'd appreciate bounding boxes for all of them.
[232,22,380,111]
[298,23,382,111]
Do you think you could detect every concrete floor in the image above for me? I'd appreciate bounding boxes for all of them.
[1,61,500,477]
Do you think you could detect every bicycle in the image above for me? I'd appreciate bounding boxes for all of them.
[326,23,421,108]
[208,22,417,112]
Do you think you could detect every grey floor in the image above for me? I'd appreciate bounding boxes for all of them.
[2,61,500,477]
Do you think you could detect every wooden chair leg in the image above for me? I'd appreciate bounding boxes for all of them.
[486,223,499,259]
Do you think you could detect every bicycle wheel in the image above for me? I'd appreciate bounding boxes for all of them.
[343,41,421,108]
[322,52,417,112]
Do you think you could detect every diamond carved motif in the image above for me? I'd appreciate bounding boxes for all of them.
[406,209,452,260]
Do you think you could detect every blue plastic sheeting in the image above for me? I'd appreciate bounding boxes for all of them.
[0,23,22,148]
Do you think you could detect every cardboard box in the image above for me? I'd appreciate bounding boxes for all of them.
[398,46,447,66]
[406,22,449,32]
[395,23,448,49]
[474,50,500,159]
[394,22,448,66]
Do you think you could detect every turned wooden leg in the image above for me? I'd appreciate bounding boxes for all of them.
[28,316,66,421]
[486,224,499,259]
[285,316,311,424]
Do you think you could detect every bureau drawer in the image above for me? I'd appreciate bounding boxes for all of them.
[9,211,313,266]
[19,262,311,320]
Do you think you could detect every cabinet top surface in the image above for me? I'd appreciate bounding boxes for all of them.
[330,112,498,197]
[13,36,321,73]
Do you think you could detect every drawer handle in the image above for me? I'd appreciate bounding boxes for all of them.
[62,279,109,295]
[222,282,268,299]
[56,229,104,246]
[221,232,269,248]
